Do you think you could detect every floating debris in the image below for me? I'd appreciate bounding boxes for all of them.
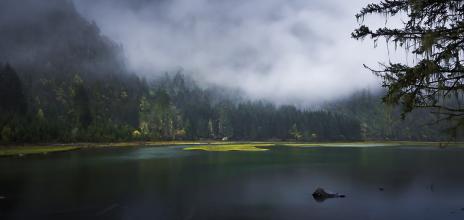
[312,188,345,202]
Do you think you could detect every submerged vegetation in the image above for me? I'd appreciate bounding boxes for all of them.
[184,144,272,152]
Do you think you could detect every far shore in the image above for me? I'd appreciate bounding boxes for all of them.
[0,140,462,157]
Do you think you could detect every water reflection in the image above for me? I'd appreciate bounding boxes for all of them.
[1,146,464,219]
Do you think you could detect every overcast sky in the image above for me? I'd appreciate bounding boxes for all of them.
[74,0,400,105]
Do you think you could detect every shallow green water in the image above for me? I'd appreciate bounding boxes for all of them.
[1,145,464,219]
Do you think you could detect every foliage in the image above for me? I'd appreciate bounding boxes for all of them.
[0,64,365,143]
[140,73,363,141]
[0,64,27,115]
[328,89,449,140]
[352,0,464,134]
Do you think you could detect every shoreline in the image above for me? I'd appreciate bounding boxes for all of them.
[1,141,462,157]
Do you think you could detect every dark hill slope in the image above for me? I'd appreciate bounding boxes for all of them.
[0,0,126,78]
[0,0,145,142]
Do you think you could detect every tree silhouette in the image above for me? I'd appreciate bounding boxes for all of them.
[0,63,27,115]
[352,0,464,131]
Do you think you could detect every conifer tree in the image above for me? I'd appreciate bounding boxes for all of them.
[0,63,27,115]
[353,0,464,129]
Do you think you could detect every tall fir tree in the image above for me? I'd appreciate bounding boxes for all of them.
[352,0,464,132]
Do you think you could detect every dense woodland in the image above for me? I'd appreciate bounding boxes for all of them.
[0,0,451,144]
[328,90,449,141]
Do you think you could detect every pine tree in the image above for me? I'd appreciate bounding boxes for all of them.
[353,0,464,130]
[0,63,27,115]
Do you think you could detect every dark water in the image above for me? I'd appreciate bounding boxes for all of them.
[1,145,464,220]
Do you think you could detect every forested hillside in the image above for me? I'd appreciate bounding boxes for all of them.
[0,0,145,142]
[0,0,450,144]
[328,90,450,141]
[139,74,362,141]
[0,0,361,143]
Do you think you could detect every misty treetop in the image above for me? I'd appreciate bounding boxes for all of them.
[0,64,27,115]
[0,0,361,143]
[329,89,449,141]
[0,61,447,143]
[0,60,362,143]
[0,0,451,143]
[0,0,126,79]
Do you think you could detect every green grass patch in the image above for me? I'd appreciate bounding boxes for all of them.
[0,146,80,157]
[184,144,272,152]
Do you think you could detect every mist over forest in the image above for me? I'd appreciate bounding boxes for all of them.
[3,1,464,219]
[73,0,388,105]
[0,0,451,143]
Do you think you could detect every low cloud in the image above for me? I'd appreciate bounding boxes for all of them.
[74,0,397,105]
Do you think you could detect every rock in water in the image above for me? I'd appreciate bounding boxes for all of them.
[312,188,345,202]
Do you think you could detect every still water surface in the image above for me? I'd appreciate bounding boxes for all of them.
[1,145,464,219]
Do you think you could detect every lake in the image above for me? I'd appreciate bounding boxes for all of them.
[1,144,464,219]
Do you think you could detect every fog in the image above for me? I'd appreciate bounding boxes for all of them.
[74,0,400,105]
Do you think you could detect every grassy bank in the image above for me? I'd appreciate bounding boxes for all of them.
[1,141,462,157]
[0,142,270,156]
[0,141,224,157]
[0,146,80,157]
